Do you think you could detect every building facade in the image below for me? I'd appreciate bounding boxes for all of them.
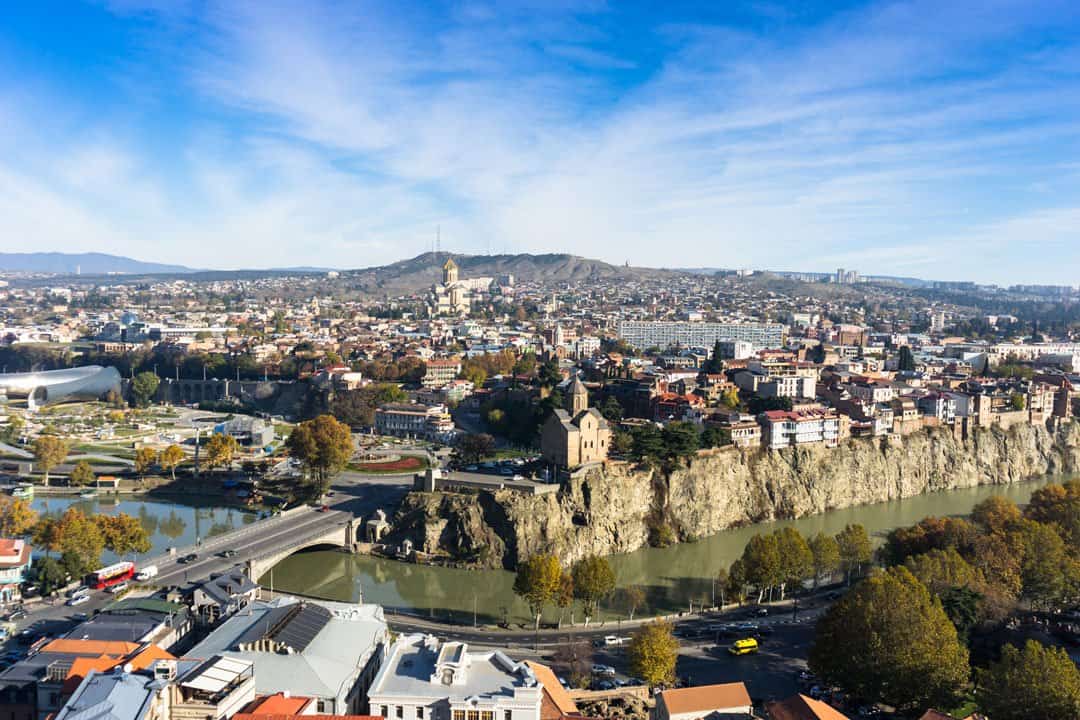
[617,321,786,352]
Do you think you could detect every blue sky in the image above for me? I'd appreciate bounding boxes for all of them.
[1,1,1079,283]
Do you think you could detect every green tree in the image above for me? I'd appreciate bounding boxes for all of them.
[630,424,664,460]
[45,507,106,577]
[455,433,495,464]
[572,555,617,626]
[285,414,353,496]
[809,566,969,712]
[720,387,741,410]
[134,447,158,479]
[619,584,647,621]
[599,396,623,423]
[69,460,95,487]
[538,358,562,388]
[610,430,633,456]
[741,533,782,603]
[159,444,185,481]
[130,371,160,407]
[661,421,699,459]
[774,527,813,599]
[810,532,841,588]
[32,436,69,486]
[700,425,729,448]
[701,341,725,375]
[33,556,68,595]
[203,433,240,473]
[513,553,563,631]
[939,585,983,642]
[1024,480,1080,548]
[0,496,37,536]
[1009,392,1026,411]
[555,571,574,626]
[836,523,873,584]
[897,345,916,372]
[971,495,1022,534]
[1016,519,1076,609]
[628,620,679,688]
[977,640,1080,720]
[95,513,152,556]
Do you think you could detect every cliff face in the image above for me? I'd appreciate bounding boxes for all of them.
[389,422,1080,569]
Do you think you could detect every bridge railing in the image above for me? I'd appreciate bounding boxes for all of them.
[244,517,352,572]
[137,504,315,571]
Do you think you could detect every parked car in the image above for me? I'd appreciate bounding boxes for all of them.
[7,609,26,621]
[591,664,616,677]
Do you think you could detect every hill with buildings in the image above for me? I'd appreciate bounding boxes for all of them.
[347,252,675,293]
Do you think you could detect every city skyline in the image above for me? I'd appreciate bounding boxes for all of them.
[2,1,1080,282]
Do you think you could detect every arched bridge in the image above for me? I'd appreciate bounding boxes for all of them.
[244,513,364,580]
[148,505,372,589]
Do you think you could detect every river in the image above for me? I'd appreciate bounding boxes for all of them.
[261,476,1067,625]
[31,494,259,563]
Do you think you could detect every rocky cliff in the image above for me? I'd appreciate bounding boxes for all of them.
[388,422,1080,569]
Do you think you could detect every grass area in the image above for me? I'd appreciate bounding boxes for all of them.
[347,455,429,474]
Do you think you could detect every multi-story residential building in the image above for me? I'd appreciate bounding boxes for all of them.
[617,321,786,352]
[0,538,31,604]
[423,359,462,388]
[367,634,544,720]
[918,392,957,425]
[760,409,841,449]
[847,379,895,403]
[375,404,455,441]
[185,597,388,715]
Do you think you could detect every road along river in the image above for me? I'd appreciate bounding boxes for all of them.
[261,474,1068,625]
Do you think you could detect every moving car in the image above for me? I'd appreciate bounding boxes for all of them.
[728,637,759,656]
[106,581,129,594]
[66,594,90,607]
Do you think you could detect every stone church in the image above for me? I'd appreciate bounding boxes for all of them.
[540,377,611,469]
[430,257,494,316]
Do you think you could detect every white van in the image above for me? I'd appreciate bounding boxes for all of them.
[135,565,158,581]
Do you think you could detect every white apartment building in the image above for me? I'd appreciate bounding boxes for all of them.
[368,635,543,720]
[617,321,786,351]
[760,409,841,449]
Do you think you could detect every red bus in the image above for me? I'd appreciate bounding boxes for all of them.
[88,561,135,590]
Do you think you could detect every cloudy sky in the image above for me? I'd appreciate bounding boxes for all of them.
[1,1,1079,282]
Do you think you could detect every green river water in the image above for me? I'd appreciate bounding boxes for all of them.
[261,476,1066,625]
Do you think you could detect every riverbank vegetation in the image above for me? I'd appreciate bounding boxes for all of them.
[0,496,152,593]
[513,552,617,630]
[755,479,1080,717]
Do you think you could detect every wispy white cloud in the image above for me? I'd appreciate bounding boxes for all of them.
[0,0,1078,280]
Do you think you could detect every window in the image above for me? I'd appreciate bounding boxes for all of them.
[417,708,424,719]
[481,713,493,720]
[468,712,480,720]
[397,707,404,719]
[317,701,327,713]
[382,707,389,718]
[505,712,513,720]
[454,711,466,720]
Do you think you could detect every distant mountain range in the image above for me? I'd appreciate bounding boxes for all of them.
[0,252,197,275]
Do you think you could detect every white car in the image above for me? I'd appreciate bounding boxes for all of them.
[67,594,90,606]
[107,581,129,594]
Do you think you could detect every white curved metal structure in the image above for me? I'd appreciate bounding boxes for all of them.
[0,365,122,409]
